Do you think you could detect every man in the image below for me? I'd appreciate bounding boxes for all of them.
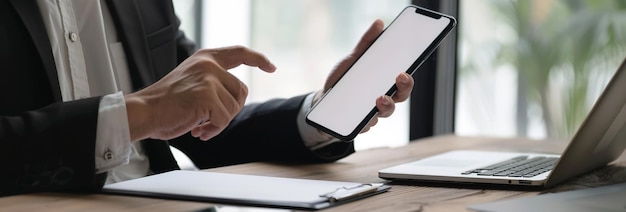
[0,0,414,196]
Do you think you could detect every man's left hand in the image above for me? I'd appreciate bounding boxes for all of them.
[314,19,415,134]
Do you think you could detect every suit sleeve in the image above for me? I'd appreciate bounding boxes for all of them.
[0,97,106,196]
[171,94,356,169]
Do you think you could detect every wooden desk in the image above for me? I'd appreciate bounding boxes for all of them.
[2,135,626,212]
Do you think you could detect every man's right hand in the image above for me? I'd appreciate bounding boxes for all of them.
[124,46,276,142]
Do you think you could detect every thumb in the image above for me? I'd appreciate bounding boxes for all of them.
[353,19,385,56]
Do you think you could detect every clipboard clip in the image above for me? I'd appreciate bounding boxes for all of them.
[319,183,384,202]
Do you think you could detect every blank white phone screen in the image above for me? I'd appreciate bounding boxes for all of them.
[307,7,453,138]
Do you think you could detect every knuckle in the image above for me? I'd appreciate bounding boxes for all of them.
[230,45,247,52]
[212,118,230,129]
[239,83,249,98]
[231,45,253,56]
[196,48,213,55]
[196,57,219,69]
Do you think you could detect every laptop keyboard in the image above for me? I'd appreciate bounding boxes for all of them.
[461,155,558,178]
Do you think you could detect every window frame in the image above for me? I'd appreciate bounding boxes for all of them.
[409,0,459,140]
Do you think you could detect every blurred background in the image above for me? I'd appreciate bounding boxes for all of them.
[171,0,626,153]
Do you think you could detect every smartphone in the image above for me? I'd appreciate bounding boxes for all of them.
[305,5,456,141]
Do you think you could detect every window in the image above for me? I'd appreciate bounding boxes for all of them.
[456,0,626,140]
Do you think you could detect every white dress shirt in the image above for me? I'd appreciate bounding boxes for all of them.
[36,0,335,184]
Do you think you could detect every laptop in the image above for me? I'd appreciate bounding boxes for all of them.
[379,57,626,187]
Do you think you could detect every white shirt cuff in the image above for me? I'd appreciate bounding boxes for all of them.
[297,92,340,148]
[94,91,132,173]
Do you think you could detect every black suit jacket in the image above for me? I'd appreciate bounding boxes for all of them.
[0,0,354,196]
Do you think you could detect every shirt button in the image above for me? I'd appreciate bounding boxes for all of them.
[68,32,78,42]
[104,149,113,160]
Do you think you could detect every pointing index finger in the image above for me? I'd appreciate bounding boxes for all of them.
[203,46,276,73]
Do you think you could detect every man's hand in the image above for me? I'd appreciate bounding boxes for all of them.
[314,19,415,134]
[125,46,276,141]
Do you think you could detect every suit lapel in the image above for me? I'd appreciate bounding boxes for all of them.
[10,0,62,101]
[105,0,156,89]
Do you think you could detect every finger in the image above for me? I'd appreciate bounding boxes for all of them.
[190,117,206,138]
[205,91,236,131]
[361,116,379,133]
[190,85,239,140]
[199,124,223,141]
[323,20,385,91]
[190,121,219,141]
[368,116,379,128]
[353,19,385,56]
[216,79,247,111]
[192,123,224,141]
[215,83,245,118]
[191,108,229,141]
[392,73,414,102]
[200,63,248,106]
[208,46,276,73]
[376,95,395,118]
[191,122,206,138]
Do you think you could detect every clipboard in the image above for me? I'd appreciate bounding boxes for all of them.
[102,170,390,210]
